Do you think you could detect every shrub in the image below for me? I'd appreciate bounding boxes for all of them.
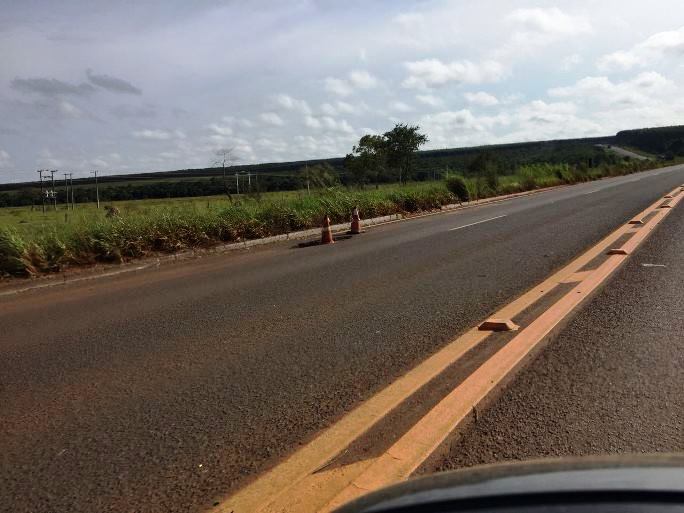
[445,176,470,202]
[0,228,35,276]
[484,169,499,192]
[518,168,538,190]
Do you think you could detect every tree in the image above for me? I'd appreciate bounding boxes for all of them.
[211,148,237,199]
[468,152,499,192]
[668,139,684,156]
[383,123,428,184]
[345,134,387,185]
[445,176,469,203]
[299,163,339,191]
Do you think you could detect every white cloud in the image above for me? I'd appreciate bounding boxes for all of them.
[304,115,321,129]
[549,72,675,106]
[335,101,364,115]
[57,100,83,119]
[500,93,525,105]
[321,116,354,133]
[254,137,288,154]
[420,109,485,132]
[503,100,604,141]
[272,94,311,115]
[304,115,354,133]
[6,2,684,179]
[320,103,337,116]
[597,50,643,71]
[464,91,499,106]
[325,70,378,96]
[418,109,503,148]
[259,112,285,126]
[415,94,442,107]
[507,7,591,37]
[497,7,592,58]
[561,53,583,71]
[208,123,233,136]
[393,12,424,30]
[516,100,577,123]
[36,149,64,169]
[597,26,684,71]
[389,101,413,113]
[402,59,505,89]
[0,150,11,167]
[348,70,378,89]
[640,26,684,56]
[292,132,358,159]
[324,77,353,96]
[90,153,120,169]
[90,158,109,168]
[320,101,366,116]
[132,129,182,141]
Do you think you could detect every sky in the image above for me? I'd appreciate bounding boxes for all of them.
[2,0,684,183]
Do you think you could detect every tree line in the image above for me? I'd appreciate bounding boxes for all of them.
[0,122,640,208]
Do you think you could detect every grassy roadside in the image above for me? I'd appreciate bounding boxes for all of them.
[0,158,665,277]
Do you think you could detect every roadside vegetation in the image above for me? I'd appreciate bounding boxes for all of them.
[0,145,663,277]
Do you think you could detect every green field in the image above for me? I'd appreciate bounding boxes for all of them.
[1,189,303,232]
[0,182,440,233]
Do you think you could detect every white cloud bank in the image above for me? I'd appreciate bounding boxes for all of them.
[3,2,684,180]
[598,26,684,71]
[402,59,506,89]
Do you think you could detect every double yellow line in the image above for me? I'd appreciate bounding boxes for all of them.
[216,185,683,513]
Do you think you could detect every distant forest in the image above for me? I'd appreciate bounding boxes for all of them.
[1,125,682,208]
[615,125,684,157]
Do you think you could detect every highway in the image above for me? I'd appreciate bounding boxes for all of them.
[439,194,684,470]
[2,165,684,513]
[599,144,652,160]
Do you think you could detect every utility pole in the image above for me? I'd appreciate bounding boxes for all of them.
[63,173,70,210]
[68,173,75,210]
[91,170,100,208]
[37,169,46,213]
[247,171,251,191]
[305,164,310,195]
[235,172,240,195]
[49,169,57,211]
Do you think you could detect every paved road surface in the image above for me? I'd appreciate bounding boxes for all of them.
[439,197,684,469]
[598,144,651,160]
[1,165,684,513]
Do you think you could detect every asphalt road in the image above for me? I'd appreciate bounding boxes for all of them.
[599,144,651,160]
[439,191,684,470]
[2,165,684,513]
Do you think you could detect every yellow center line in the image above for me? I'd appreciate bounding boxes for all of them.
[214,189,677,513]
[322,187,684,510]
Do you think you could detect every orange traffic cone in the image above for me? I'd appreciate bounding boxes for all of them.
[321,215,334,244]
[350,207,361,234]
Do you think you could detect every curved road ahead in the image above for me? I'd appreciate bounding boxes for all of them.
[2,164,684,513]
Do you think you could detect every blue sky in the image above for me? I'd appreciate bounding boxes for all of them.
[1,0,684,182]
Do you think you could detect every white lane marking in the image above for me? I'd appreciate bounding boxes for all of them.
[449,215,507,231]
[583,189,601,194]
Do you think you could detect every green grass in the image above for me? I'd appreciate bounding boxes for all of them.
[0,190,302,231]
[0,158,664,277]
